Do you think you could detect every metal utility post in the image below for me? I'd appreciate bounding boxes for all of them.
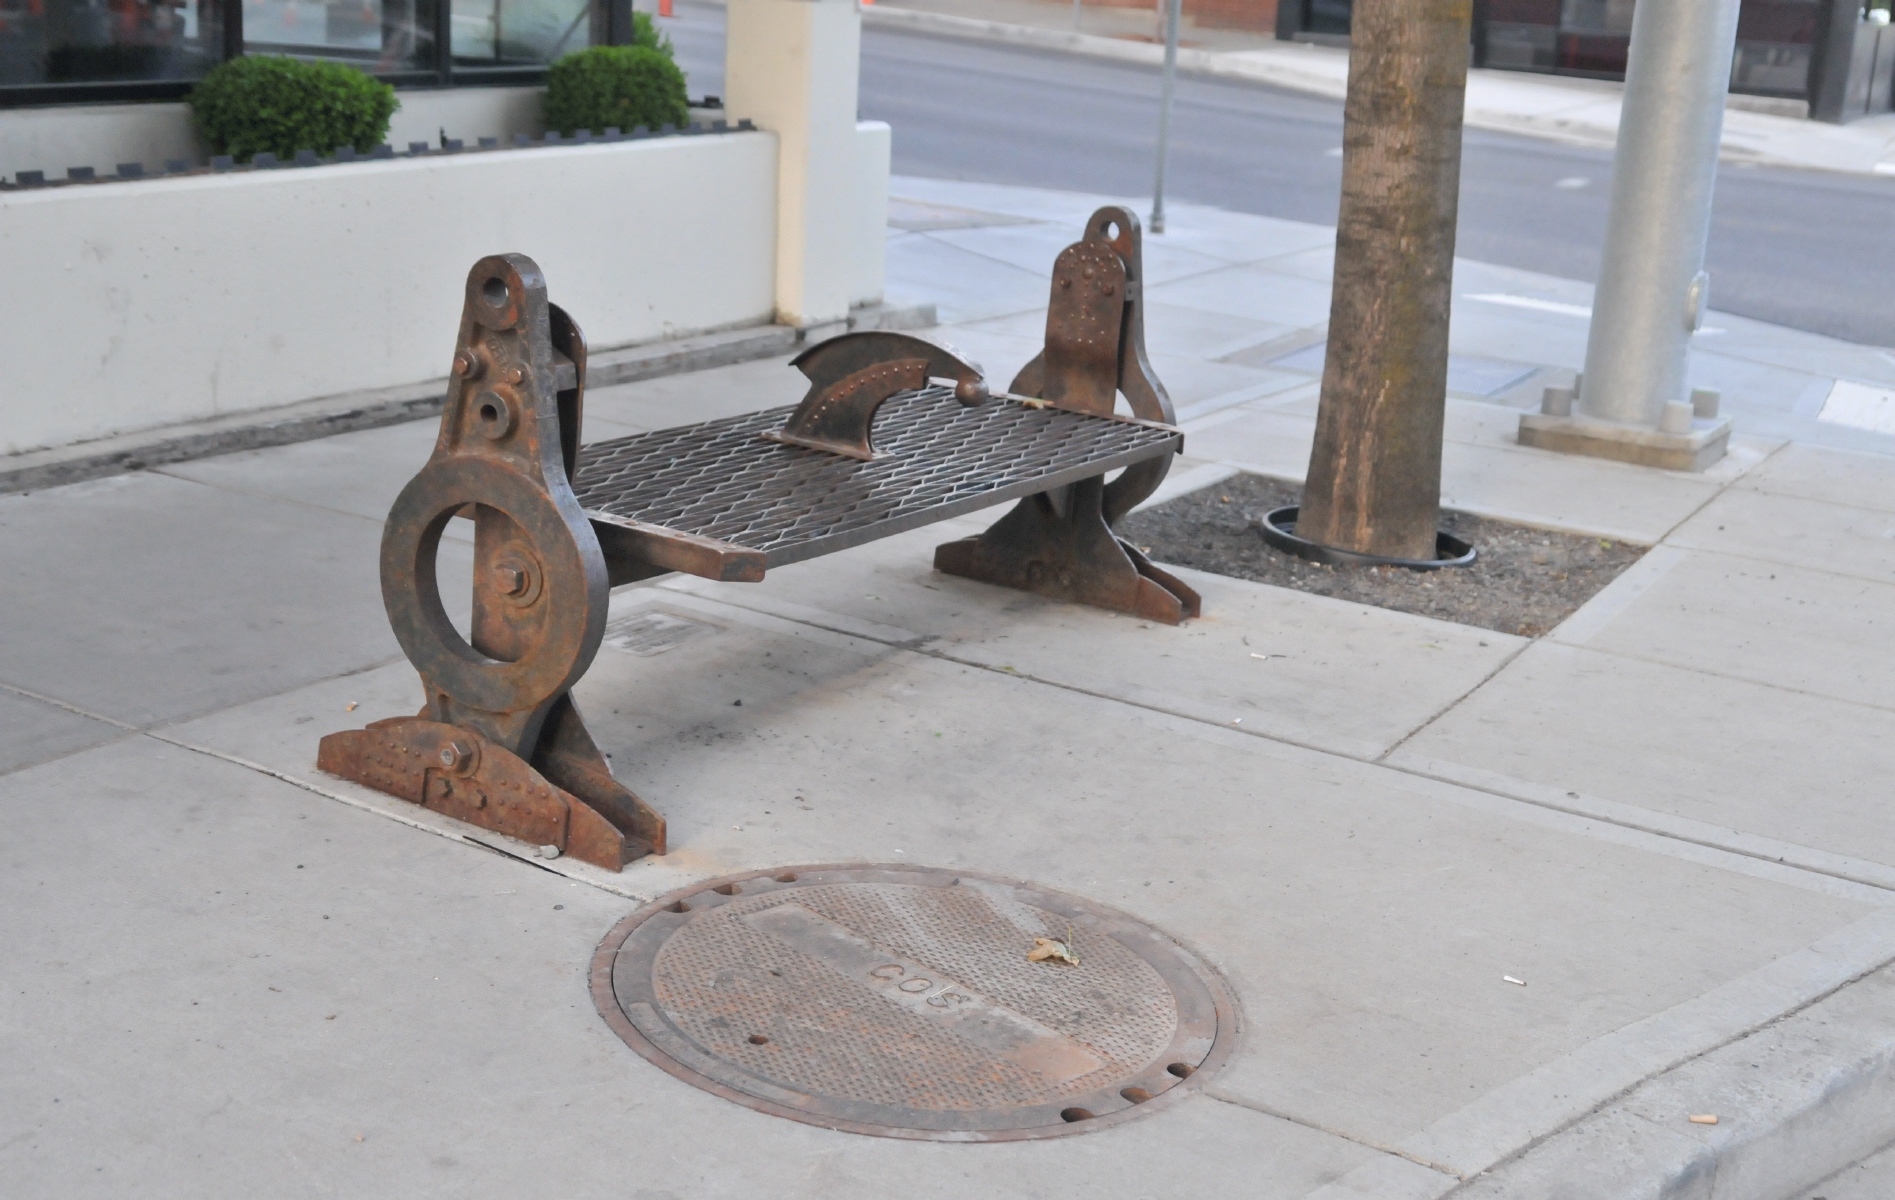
[1072,0,1082,33]
[1150,0,1181,233]
[1518,0,1739,471]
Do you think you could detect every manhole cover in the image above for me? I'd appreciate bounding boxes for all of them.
[590,864,1238,1141]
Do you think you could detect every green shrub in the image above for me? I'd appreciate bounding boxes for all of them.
[628,11,674,57]
[543,45,689,138]
[189,56,398,163]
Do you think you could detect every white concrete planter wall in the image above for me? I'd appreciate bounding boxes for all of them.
[3,0,891,461]
[848,119,891,310]
[1,133,784,456]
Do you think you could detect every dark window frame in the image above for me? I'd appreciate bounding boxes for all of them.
[1,0,611,108]
[1276,0,1820,99]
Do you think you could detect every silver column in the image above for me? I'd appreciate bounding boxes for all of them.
[1150,0,1181,234]
[1578,0,1740,428]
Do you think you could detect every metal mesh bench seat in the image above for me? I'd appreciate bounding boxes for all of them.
[573,388,1180,570]
[320,205,1198,871]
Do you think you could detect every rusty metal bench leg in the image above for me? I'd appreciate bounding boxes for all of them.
[935,475,1199,624]
[317,253,665,869]
[934,205,1201,625]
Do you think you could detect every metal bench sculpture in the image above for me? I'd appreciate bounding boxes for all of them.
[319,205,1196,871]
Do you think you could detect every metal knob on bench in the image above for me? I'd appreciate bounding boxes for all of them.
[761,331,990,461]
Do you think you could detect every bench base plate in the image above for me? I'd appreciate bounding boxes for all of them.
[934,477,1200,625]
[317,714,664,870]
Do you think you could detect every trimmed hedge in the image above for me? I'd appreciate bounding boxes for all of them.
[543,44,689,139]
[626,11,673,57]
[190,56,398,163]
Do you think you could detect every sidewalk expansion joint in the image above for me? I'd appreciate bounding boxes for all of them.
[1660,536,1895,591]
[1541,637,1895,720]
[0,724,144,781]
[1646,440,1782,544]
[908,229,1064,282]
[1372,638,1534,765]
[1202,1087,1463,1179]
[1383,758,1895,899]
[460,833,568,875]
[912,224,1242,298]
[149,467,397,531]
[143,730,655,900]
[0,679,140,731]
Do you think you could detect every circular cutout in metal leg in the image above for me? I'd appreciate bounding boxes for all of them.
[591,864,1239,1141]
[1258,505,1476,571]
[380,456,606,715]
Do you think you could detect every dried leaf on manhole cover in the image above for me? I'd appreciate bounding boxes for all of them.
[1028,934,1079,965]
[590,864,1238,1140]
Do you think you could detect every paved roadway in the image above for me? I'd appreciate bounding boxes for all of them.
[668,5,1895,347]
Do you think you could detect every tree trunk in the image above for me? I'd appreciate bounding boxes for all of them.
[1297,0,1472,560]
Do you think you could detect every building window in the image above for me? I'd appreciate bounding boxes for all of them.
[2,0,602,101]
[451,0,589,68]
[0,0,226,90]
[238,0,436,74]
[1283,0,1822,100]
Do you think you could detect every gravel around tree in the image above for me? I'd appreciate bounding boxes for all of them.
[1119,473,1646,637]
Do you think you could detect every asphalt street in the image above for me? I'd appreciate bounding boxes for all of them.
[667,5,1895,347]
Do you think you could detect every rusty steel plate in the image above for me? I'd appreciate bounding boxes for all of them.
[590,864,1238,1141]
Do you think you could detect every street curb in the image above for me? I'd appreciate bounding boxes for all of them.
[1291,908,1895,1199]
[861,6,1348,98]
[859,7,1626,151]
[860,6,1854,168]
[0,301,934,495]
[1445,962,1895,1199]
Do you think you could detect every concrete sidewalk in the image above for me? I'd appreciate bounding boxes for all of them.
[5,178,1895,1198]
[864,0,1895,177]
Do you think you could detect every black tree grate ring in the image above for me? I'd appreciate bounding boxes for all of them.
[1257,505,1477,571]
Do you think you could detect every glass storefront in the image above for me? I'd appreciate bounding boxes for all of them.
[449,0,589,69]
[1732,0,1821,97]
[0,0,222,88]
[0,0,594,97]
[241,0,438,74]
[1287,0,1824,100]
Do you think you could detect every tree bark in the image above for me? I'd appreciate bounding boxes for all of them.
[1297,0,1472,560]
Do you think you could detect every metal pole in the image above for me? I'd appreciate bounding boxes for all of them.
[1576,0,1739,433]
[1151,0,1180,234]
[1072,0,1081,33]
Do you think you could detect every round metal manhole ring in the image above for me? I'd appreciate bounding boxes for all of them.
[589,863,1240,1142]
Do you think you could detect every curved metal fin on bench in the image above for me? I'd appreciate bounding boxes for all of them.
[763,331,991,460]
[318,253,665,870]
